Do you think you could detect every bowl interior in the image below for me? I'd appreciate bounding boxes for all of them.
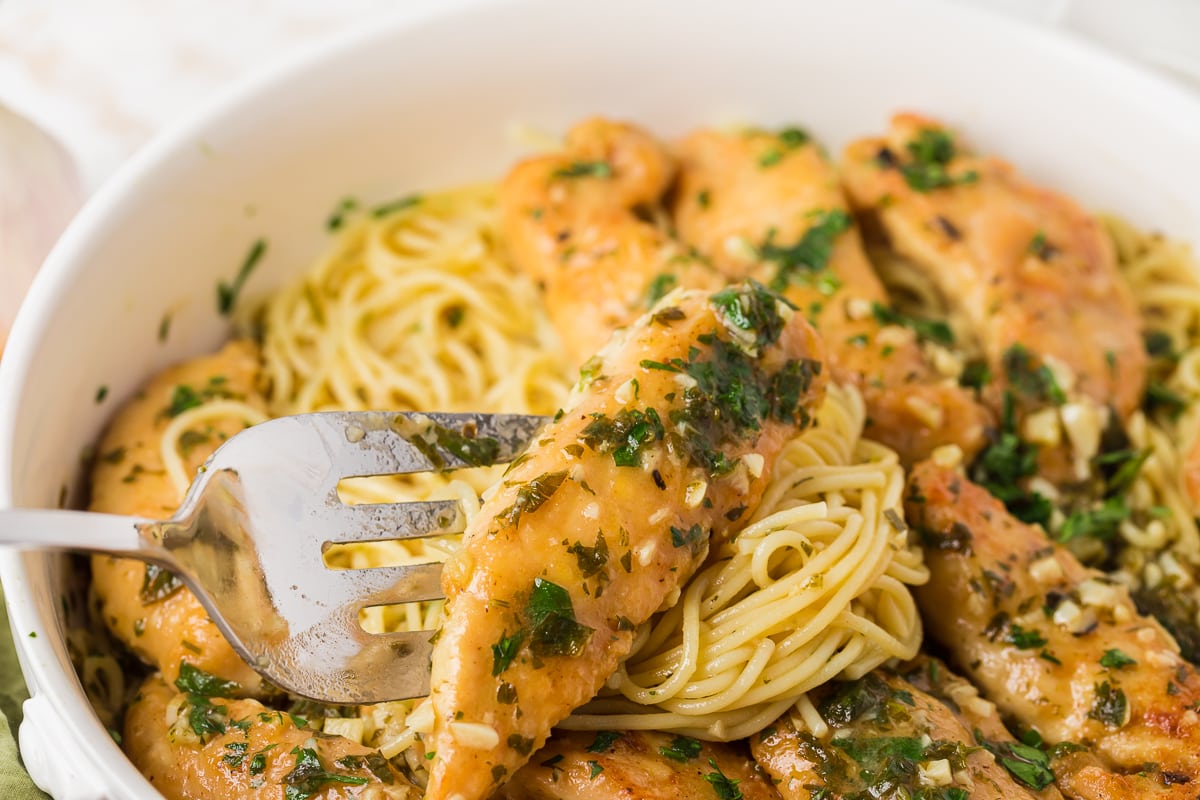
[2,0,1200,796]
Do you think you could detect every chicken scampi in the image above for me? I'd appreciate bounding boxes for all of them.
[79,112,1200,800]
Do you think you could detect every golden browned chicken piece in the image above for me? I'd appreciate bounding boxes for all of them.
[124,675,416,800]
[671,126,992,465]
[907,461,1200,799]
[751,664,1062,800]
[423,283,828,800]
[842,114,1146,468]
[500,117,724,364]
[89,340,267,692]
[497,729,781,800]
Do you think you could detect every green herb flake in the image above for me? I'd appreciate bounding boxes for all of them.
[567,531,609,578]
[526,578,594,658]
[1028,231,1057,260]
[282,746,368,800]
[1005,624,1048,650]
[1145,380,1189,420]
[217,238,266,316]
[959,360,992,391]
[507,734,535,756]
[175,661,241,698]
[326,197,358,231]
[184,695,228,740]
[703,759,743,800]
[587,760,604,779]
[1057,497,1129,543]
[95,385,109,404]
[758,148,783,168]
[1089,681,1129,727]
[894,128,979,193]
[1100,649,1137,670]
[645,273,678,307]
[1002,343,1066,405]
[222,741,249,769]
[491,630,525,675]
[587,731,621,754]
[670,523,706,554]
[140,564,183,604]
[870,302,954,346]
[494,470,568,531]
[580,408,665,467]
[659,735,702,762]
[553,161,613,180]
[370,194,421,218]
[761,210,852,292]
[779,127,810,149]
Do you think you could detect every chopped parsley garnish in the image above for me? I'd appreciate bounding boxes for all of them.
[1145,380,1188,420]
[164,375,236,418]
[760,209,852,292]
[402,420,502,470]
[370,194,421,218]
[491,630,525,675]
[184,695,228,740]
[553,160,613,179]
[526,578,593,658]
[960,359,992,391]
[587,760,604,779]
[217,239,266,316]
[494,471,568,531]
[95,385,108,404]
[222,741,248,769]
[645,273,678,307]
[983,738,1055,790]
[326,197,358,231]
[507,734,535,756]
[175,662,241,698]
[779,126,810,149]
[580,408,665,467]
[670,523,706,553]
[282,746,368,800]
[1004,624,1048,650]
[1028,231,1057,260]
[703,759,742,800]
[891,128,979,192]
[140,564,183,604]
[870,302,954,346]
[496,681,518,704]
[818,674,904,727]
[970,392,1051,526]
[1144,329,1178,361]
[587,731,621,753]
[758,148,782,168]
[1057,497,1129,543]
[1089,681,1129,727]
[1003,343,1066,405]
[335,754,394,784]
[249,745,277,776]
[567,531,609,578]
[1100,649,1137,669]
[710,281,792,354]
[659,735,702,762]
[1095,447,1151,496]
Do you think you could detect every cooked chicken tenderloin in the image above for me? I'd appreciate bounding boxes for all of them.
[423,283,828,800]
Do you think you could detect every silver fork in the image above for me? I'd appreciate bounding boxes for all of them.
[0,410,548,704]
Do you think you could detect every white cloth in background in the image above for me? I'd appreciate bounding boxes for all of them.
[0,0,396,190]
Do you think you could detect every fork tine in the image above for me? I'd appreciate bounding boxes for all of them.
[304,410,547,479]
[320,561,445,606]
[315,499,465,544]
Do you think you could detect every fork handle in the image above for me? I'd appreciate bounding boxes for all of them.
[0,508,154,557]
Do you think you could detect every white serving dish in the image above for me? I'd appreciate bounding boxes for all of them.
[2,0,1199,797]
